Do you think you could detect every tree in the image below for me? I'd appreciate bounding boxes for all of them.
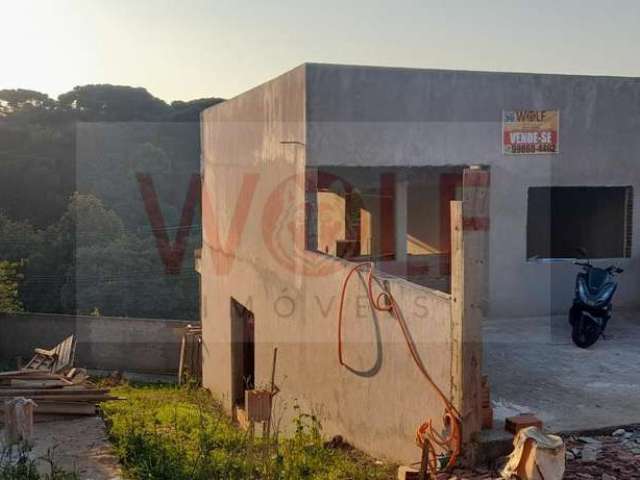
[66,234,196,319]
[55,192,125,247]
[170,97,224,121]
[0,261,23,313]
[0,213,41,261]
[0,89,54,116]
[0,83,216,319]
[58,85,170,121]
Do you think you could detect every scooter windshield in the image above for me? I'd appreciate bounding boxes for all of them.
[587,268,609,292]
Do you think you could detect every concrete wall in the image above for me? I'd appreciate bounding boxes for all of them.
[200,65,459,463]
[305,63,640,317]
[0,313,188,374]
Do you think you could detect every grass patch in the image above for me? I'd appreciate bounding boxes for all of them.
[101,384,395,480]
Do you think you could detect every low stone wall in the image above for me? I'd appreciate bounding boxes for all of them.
[0,312,191,374]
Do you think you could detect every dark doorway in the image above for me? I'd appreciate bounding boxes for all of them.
[230,298,255,407]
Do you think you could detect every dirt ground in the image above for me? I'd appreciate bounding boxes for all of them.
[6,416,640,479]
[27,416,122,480]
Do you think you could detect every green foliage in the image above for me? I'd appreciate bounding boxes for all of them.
[58,85,170,121]
[57,193,125,247]
[170,97,224,121]
[0,84,214,319]
[102,385,394,480]
[0,261,23,313]
[0,89,54,117]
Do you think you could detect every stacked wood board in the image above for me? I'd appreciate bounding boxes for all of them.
[0,369,116,422]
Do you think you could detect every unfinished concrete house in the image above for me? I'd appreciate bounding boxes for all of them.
[199,63,640,465]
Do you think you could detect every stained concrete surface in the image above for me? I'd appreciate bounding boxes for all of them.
[485,311,640,433]
[1,416,122,479]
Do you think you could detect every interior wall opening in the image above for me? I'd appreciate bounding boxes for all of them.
[305,166,466,293]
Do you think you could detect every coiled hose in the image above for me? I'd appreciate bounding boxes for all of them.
[337,262,462,476]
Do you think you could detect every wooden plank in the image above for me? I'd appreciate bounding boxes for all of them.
[178,332,187,385]
[7,381,69,389]
[33,402,97,416]
[0,370,71,381]
[21,335,76,374]
[0,402,97,416]
[0,395,118,402]
[1,383,65,390]
[0,373,62,381]
[33,348,56,357]
[34,414,77,423]
[20,376,72,386]
[53,335,76,372]
[0,389,109,397]
[449,201,464,421]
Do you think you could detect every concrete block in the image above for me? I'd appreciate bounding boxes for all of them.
[397,465,419,480]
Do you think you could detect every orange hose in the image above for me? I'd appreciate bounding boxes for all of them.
[337,262,462,474]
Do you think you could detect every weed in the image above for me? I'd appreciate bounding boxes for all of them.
[0,444,78,480]
[102,384,394,480]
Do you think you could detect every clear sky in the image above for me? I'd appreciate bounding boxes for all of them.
[1,0,638,102]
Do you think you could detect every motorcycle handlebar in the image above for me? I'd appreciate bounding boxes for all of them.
[573,262,623,274]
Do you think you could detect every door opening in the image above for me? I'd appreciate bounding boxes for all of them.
[230,298,255,407]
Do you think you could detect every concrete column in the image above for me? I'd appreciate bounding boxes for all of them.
[451,166,490,459]
[394,173,408,275]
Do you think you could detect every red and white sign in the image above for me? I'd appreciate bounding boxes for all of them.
[503,110,559,154]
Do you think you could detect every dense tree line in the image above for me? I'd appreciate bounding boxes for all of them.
[0,86,223,319]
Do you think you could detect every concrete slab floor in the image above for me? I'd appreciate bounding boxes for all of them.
[484,311,640,433]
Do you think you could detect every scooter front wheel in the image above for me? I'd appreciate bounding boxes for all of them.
[571,314,602,348]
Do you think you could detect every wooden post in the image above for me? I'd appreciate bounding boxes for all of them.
[450,167,490,455]
[178,331,187,385]
[265,347,278,441]
[418,440,432,480]
[450,201,464,422]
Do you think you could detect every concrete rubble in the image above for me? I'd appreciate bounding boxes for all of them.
[398,428,640,479]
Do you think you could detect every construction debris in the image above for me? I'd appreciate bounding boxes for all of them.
[563,428,640,479]
[24,334,76,373]
[1,355,115,425]
[501,427,565,480]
